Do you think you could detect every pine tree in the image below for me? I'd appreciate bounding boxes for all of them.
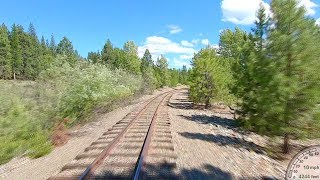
[123,41,141,74]
[45,39,50,48]
[40,36,46,50]
[39,35,54,72]
[111,47,125,69]
[28,23,38,41]
[233,5,273,132]
[179,65,188,85]
[25,23,41,79]
[140,49,153,74]
[190,48,234,108]
[56,36,77,65]
[219,28,254,115]
[10,24,23,79]
[140,49,157,92]
[56,37,74,55]
[169,68,179,87]
[87,51,101,64]
[155,55,169,88]
[266,0,320,153]
[101,39,114,66]
[49,34,56,55]
[0,24,12,79]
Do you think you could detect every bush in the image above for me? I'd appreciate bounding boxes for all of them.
[0,90,52,164]
[0,57,143,164]
[189,48,235,108]
[39,59,143,125]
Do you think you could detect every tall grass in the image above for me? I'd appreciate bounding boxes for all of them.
[0,57,143,164]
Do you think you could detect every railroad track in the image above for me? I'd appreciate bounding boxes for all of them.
[50,91,177,179]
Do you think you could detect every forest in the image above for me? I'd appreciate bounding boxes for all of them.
[1,0,320,166]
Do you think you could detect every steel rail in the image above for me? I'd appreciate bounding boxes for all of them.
[133,92,172,180]
[78,92,170,180]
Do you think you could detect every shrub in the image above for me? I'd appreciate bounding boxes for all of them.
[0,57,143,164]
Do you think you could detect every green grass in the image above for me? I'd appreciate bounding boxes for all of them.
[0,58,143,164]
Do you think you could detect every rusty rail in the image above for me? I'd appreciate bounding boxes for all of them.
[132,92,171,180]
[78,92,171,180]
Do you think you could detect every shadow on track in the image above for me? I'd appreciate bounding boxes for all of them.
[179,132,264,154]
[97,163,234,180]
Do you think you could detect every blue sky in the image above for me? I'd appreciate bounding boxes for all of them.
[1,0,320,68]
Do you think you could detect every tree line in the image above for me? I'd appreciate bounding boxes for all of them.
[0,23,189,90]
[0,23,81,80]
[87,40,189,91]
[189,0,320,153]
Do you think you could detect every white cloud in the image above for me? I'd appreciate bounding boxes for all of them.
[201,39,210,46]
[211,44,219,49]
[221,0,270,25]
[146,36,171,44]
[138,36,198,68]
[180,54,194,60]
[221,0,317,25]
[316,18,320,26]
[191,39,200,44]
[181,40,194,47]
[173,58,192,68]
[167,25,182,34]
[138,36,196,60]
[298,0,318,16]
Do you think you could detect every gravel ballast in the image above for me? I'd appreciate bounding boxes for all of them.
[169,89,286,179]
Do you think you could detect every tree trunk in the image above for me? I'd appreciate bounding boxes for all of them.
[283,133,290,154]
[229,106,236,119]
[13,72,16,80]
[205,97,210,109]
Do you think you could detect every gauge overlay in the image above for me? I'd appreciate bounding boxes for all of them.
[286,145,320,180]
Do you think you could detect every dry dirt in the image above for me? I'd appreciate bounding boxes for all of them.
[169,89,320,180]
[0,88,172,180]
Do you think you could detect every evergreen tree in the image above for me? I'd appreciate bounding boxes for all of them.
[169,68,179,87]
[45,39,50,48]
[28,23,38,41]
[140,49,157,92]
[140,49,153,73]
[40,36,46,50]
[87,51,101,64]
[179,65,188,85]
[25,23,41,79]
[56,36,77,65]
[101,39,114,66]
[230,5,271,129]
[219,28,254,111]
[49,34,56,55]
[190,47,234,108]
[266,0,320,153]
[56,36,74,56]
[155,55,169,88]
[39,35,54,72]
[0,24,12,79]
[111,47,125,69]
[10,24,23,79]
[123,41,141,74]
